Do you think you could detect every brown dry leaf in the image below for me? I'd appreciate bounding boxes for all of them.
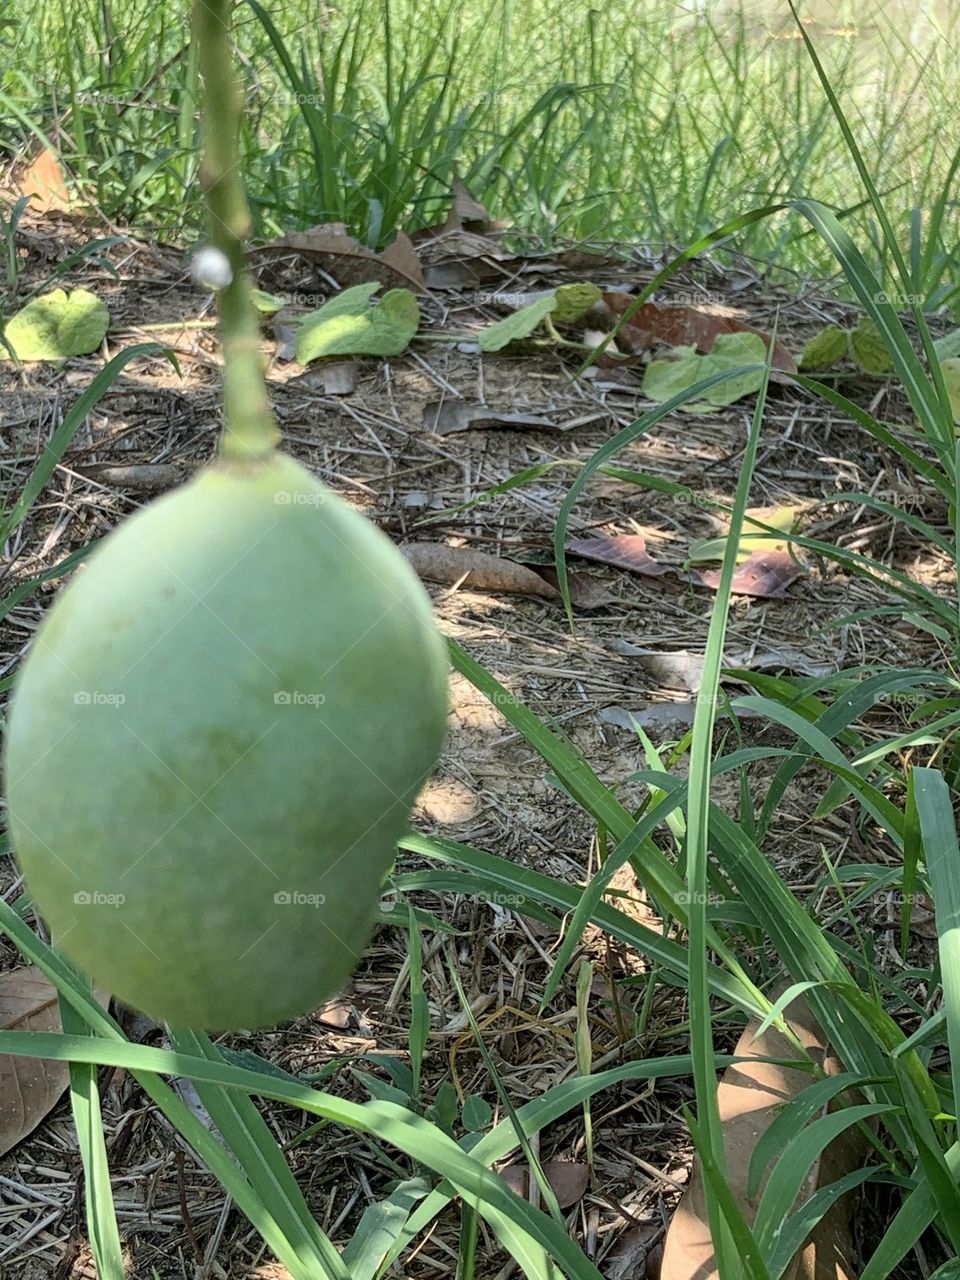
[602,294,797,373]
[693,549,803,599]
[604,1223,664,1280]
[532,565,617,609]
[660,995,862,1280]
[20,147,73,213]
[443,178,491,233]
[423,399,556,435]
[498,1160,589,1210]
[413,178,493,243]
[567,533,669,578]
[254,224,424,292]
[403,543,560,599]
[80,463,180,492]
[0,967,78,1155]
[402,544,611,608]
[292,359,358,396]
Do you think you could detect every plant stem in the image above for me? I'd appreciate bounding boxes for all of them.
[193,0,279,462]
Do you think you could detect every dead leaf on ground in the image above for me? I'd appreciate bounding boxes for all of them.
[608,641,835,682]
[80,463,180,492]
[20,147,74,213]
[253,224,424,292]
[601,295,797,373]
[498,1160,589,1209]
[0,967,109,1156]
[600,702,766,734]
[423,399,556,435]
[291,359,358,396]
[402,543,611,608]
[567,533,669,577]
[692,549,803,599]
[603,1223,664,1280]
[660,994,863,1280]
[533,565,617,609]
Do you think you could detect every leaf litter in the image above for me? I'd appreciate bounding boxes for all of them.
[0,194,947,1280]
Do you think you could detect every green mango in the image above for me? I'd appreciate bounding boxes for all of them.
[4,452,448,1029]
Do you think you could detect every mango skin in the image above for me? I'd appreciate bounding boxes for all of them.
[4,453,447,1029]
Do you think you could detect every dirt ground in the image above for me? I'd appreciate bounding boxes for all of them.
[0,198,952,1278]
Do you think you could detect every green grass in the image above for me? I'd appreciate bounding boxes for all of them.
[5,0,960,1276]
[4,0,960,286]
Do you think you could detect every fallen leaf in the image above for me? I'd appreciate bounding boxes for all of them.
[478,295,558,351]
[292,359,358,396]
[402,544,610,608]
[498,1160,589,1210]
[0,968,108,1156]
[799,325,848,371]
[567,533,669,577]
[20,147,73,213]
[849,317,893,374]
[660,994,862,1280]
[532,565,617,609]
[602,295,796,372]
[642,333,767,411]
[254,224,424,292]
[688,504,799,564]
[403,544,559,599]
[251,288,287,315]
[442,178,491,233]
[552,282,603,325]
[80,463,180,492]
[604,1224,664,1280]
[600,702,766,734]
[422,399,555,435]
[2,288,109,361]
[295,284,419,362]
[692,549,803,599]
[933,329,960,362]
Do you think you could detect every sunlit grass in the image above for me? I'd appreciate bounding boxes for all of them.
[4,0,959,282]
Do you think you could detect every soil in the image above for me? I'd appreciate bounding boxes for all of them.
[0,192,952,1279]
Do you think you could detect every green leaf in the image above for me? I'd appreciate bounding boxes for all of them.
[933,328,960,362]
[462,1095,493,1132]
[552,283,602,325]
[849,316,894,374]
[939,358,960,423]
[2,288,108,360]
[478,296,557,351]
[251,288,287,314]
[642,332,766,410]
[799,324,848,370]
[296,285,419,361]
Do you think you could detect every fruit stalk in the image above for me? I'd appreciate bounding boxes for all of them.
[193,0,279,461]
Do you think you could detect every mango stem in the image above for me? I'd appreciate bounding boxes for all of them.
[193,0,280,462]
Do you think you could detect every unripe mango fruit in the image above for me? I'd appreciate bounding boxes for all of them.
[4,453,447,1029]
